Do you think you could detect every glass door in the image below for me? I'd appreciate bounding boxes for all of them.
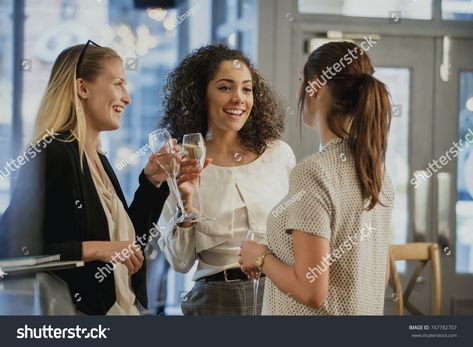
[434,38,473,314]
[348,36,437,314]
[292,34,437,314]
[271,0,473,317]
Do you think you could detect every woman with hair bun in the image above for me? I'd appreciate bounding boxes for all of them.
[240,41,394,315]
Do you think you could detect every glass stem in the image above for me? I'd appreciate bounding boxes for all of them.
[171,177,186,218]
[196,176,205,217]
[253,277,260,316]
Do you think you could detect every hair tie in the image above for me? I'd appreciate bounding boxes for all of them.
[331,73,371,81]
[358,73,372,79]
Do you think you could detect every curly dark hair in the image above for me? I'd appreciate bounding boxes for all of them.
[160,44,286,155]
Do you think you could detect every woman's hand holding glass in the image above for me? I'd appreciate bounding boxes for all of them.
[181,133,215,222]
[148,128,213,224]
[239,238,268,279]
[240,230,268,316]
[144,139,182,186]
[175,156,212,227]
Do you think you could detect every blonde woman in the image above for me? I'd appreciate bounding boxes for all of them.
[0,41,195,315]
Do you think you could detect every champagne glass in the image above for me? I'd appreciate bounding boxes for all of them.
[148,128,193,223]
[182,133,215,221]
[246,229,265,316]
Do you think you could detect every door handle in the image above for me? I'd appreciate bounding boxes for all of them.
[437,172,452,254]
[413,170,430,241]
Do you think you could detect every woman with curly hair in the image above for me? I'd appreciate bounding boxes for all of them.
[157,44,295,315]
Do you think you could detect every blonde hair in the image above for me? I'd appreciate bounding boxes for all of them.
[32,44,122,169]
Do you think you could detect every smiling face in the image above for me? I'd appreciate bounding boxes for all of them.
[206,60,254,134]
[78,57,131,132]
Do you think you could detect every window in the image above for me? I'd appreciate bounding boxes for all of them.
[213,0,258,62]
[456,71,473,273]
[298,0,433,20]
[442,0,473,20]
[374,67,410,272]
[20,0,178,203]
[0,0,13,213]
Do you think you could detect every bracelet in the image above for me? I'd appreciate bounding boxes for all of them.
[256,250,274,272]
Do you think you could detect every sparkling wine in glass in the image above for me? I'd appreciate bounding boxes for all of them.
[182,133,215,221]
[148,128,189,223]
[246,229,266,316]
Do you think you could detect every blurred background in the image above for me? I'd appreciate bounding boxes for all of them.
[0,0,472,315]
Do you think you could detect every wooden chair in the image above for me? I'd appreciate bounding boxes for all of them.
[389,242,442,315]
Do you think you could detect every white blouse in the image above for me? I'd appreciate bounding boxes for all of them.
[157,140,296,280]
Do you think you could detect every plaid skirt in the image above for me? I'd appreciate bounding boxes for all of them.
[181,276,266,315]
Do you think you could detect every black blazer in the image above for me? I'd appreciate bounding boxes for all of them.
[0,132,169,314]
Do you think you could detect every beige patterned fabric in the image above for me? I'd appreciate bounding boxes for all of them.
[262,137,394,315]
[86,152,140,316]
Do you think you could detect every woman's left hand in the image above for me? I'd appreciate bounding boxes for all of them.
[239,241,268,278]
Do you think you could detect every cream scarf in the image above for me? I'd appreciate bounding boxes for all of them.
[86,151,140,316]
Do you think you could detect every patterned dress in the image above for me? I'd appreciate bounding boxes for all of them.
[262,137,394,315]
